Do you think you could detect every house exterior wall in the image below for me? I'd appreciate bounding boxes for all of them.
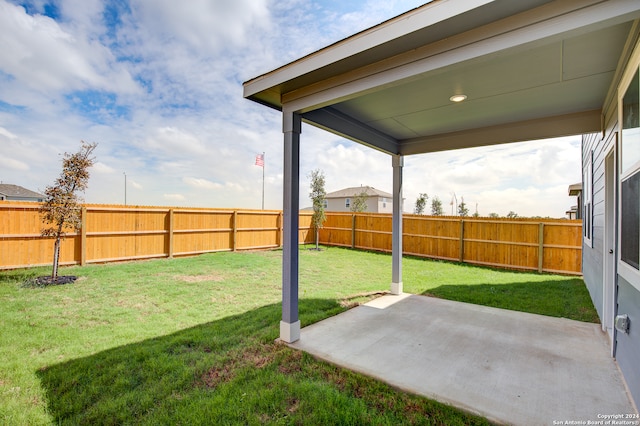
[616,276,640,405]
[582,132,605,320]
[582,31,640,409]
[3,196,44,202]
[325,196,392,213]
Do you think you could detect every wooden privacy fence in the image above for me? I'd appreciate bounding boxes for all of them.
[0,201,581,274]
[0,201,313,270]
[319,213,582,275]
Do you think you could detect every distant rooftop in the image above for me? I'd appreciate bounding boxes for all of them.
[0,184,44,199]
[326,186,392,199]
[568,183,582,196]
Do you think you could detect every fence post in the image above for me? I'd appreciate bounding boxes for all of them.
[278,212,283,248]
[538,222,544,273]
[168,209,174,258]
[80,206,87,266]
[352,214,356,249]
[233,210,238,251]
[459,219,465,262]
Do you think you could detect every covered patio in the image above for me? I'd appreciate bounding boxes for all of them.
[243,0,640,421]
[292,294,635,424]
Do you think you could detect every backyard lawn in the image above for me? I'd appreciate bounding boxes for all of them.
[0,246,598,425]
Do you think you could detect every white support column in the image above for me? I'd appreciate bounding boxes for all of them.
[391,154,404,295]
[281,109,301,343]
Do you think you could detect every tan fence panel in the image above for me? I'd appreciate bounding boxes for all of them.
[0,201,582,274]
[542,222,582,274]
[299,212,314,244]
[86,207,169,263]
[319,212,582,275]
[0,202,79,269]
[173,209,233,255]
[354,213,392,252]
[319,213,353,247]
[404,216,460,261]
[236,210,280,250]
[463,220,540,271]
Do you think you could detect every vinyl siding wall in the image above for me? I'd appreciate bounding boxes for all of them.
[582,132,605,320]
[616,276,640,405]
[582,30,640,408]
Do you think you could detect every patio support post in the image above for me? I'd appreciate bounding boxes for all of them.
[391,154,404,295]
[280,109,301,343]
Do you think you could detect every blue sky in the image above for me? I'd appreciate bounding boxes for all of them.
[0,0,581,217]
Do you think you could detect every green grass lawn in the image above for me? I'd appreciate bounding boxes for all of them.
[0,246,598,425]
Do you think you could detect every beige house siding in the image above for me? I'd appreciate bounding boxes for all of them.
[325,186,394,213]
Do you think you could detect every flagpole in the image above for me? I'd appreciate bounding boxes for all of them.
[261,152,265,210]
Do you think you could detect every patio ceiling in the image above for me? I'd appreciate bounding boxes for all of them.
[244,0,640,155]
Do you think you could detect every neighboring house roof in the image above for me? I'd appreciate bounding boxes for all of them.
[325,186,392,199]
[0,184,44,199]
[568,183,582,196]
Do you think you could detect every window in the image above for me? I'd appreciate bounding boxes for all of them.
[621,174,639,269]
[323,199,328,209]
[345,198,350,208]
[583,150,593,246]
[620,68,640,272]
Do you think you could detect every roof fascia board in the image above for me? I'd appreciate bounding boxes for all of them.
[399,109,601,155]
[243,0,495,98]
[302,106,399,155]
[282,0,640,113]
[602,19,640,117]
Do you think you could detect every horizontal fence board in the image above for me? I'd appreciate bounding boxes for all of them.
[0,201,582,274]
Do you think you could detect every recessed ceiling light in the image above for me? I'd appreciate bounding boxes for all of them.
[449,94,467,102]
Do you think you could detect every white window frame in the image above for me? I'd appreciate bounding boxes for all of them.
[583,149,593,247]
[617,45,640,291]
[345,198,350,208]
[323,199,328,209]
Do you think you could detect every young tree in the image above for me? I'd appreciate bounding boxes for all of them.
[414,193,428,215]
[457,197,469,217]
[308,169,326,250]
[430,196,443,216]
[350,190,369,212]
[40,141,97,281]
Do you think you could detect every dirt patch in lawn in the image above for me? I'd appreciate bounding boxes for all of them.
[175,273,224,283]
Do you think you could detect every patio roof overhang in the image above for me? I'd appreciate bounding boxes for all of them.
[242,0,640,343]
[244,0,640,155]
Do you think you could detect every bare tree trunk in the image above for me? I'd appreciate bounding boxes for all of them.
[52,238,60,280]
[315,227,319,250]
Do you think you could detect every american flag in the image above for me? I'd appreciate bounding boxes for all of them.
[255,153,264,167]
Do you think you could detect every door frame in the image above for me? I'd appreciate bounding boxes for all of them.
[603,138,618,354]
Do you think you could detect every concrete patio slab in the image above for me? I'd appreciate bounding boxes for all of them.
[290,294,637,425]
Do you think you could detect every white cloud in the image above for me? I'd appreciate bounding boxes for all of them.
[92,162,115,174]
[163,193,185,201]
[0,1,138,94]
[0,157,29,171]
[131,0,270,53]
[143,127,207,158]
[183,177,222,190]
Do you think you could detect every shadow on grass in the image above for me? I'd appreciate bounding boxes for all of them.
[37,298,490,425]
[423,278,600,323]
